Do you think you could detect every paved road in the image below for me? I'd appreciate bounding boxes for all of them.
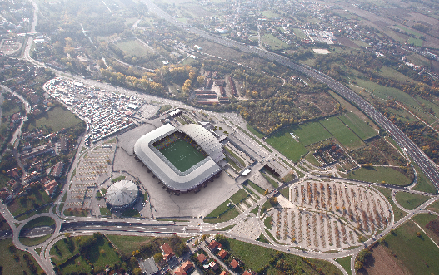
[141,0,438,188]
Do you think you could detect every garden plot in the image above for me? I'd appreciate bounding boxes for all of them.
[265,180,392,251]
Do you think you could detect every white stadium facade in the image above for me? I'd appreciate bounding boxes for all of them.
[134,124,225,193]
[105,180,139,209]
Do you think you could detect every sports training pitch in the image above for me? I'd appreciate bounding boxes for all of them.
[159,139,206,172]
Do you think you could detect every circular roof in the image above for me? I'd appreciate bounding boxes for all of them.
[105,180,138,207]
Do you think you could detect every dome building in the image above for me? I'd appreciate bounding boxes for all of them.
[105,180,139,209]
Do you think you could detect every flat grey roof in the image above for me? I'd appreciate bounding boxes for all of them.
[134,124,224,191]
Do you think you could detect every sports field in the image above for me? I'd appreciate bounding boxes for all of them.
[320,116,364,149]
[159,139,206,172]
[339,112,377,140]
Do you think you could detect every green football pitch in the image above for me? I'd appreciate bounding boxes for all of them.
[159,139,206,172]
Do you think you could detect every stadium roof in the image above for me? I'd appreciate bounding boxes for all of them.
[134,124,224,191]
[106,180,138,207]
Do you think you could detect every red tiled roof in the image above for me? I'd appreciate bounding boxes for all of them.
[174,267,186,275]
[182,260,193,271]
[208,240,222,250]
[243,271,252,275]
[161,243,174,260]
[217,249,228,259]
[220,271,228,275]
[230,259,239,269]
[197,253,207,263]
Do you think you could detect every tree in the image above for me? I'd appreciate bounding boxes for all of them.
[153,253,163,263]
[354,260,363,270]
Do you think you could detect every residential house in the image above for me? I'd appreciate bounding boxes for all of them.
[197,253,207,264]
[161,243,174,261]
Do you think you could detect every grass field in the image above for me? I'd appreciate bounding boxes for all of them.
[412,162,438,194]
[227,238,342,274]
[320,116,364,149]
[395,192,430,210]
[339,112,377,140]
[247,125,265,139]
[8,187,51,217]
[427,200,438,213]
[25,106,83,133]
[246,180,265,195]
[204,199,239,224]
[51,235,122,274]
[349,166,412,186]
[107,235,152,256]
[374,187,407,222]
[412,213,439,244]
[0,239,43,274]
[383,220,438,275]
[355,79,421,108]
[335,256,352,275]
[262,33,288,50]
[305,152,320,166]
[115,40,152,57]
[265,121,331,163]
[19,234,52,246]
[261,10,279,18]
[22,216,55,230]
[230,189,249,205]
[159,139,206,172]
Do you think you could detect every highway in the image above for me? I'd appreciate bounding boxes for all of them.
[142,0,438,188]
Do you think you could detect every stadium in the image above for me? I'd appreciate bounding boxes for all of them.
[134,124,225,193]
[105,180,140,209]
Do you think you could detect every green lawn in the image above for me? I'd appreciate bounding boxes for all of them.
[320,116,364,149]
[0,239,44,274]
[19,234,52,246]
[349,166,412,186]
[305,152,320,166]
[264,216,273,229]
[227,238,342,274]
[159,139,206,172]
[383,221,438,275]
[280,186,290,199]
[115,40,152,57]
[261,10,279,18]
[261,172,278,188]
[266,121,334,163]
[292,28,307,38]
[374,187,407,222]
[335,256,352,275]
[204,199,239,224]
[412,162,438,194]
[355,79,421,108]
[427,200,438,213]
[100,207,111,216]
[25,106,83,133]
[106,235,152,256]
[247,125,265,139]
[52,234,122,274]
[395,192,430,210]
[247,180,265,195]
[21,216,55,231]
[339,112,377,140]
[262,33,288,50]
[8,187,52,217]
[111,175,126,183]
[412,213,439,244]
[230,189,249,205]
[408,37,423,47]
